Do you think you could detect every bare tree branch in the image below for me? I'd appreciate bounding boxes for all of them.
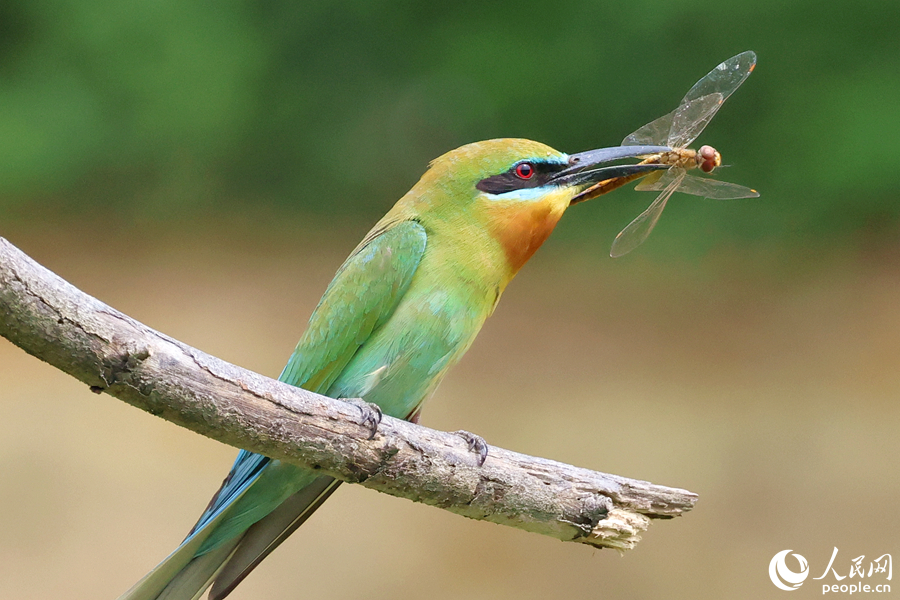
[0,236,697,550]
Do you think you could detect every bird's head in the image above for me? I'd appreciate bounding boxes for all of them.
[398,138,669,275]
[417,138,668,203]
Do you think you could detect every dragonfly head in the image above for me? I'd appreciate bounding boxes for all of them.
[698,144,722,173]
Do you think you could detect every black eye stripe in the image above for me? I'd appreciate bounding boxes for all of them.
[476,161,567,194]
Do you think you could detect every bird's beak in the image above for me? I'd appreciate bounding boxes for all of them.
[550,145,671,203]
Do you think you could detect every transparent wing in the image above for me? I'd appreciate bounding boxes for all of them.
[668,92,724,149]
[610,169,684,258]
[669,51,757,148]
[633,167,667,191]
[634,171,759,199]
[668,174,759,199]
[622,109,674,146]
[682,51,757,107]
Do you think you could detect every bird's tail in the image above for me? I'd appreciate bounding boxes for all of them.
[117,510,237,600]
[208,476,340,600]
[118,476,340,600]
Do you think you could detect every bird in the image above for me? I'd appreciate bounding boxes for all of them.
[120,138,670,600]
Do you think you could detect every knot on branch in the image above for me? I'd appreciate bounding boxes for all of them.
[93,343,152,393]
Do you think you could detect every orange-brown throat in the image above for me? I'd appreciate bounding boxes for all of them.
[484,195,567,274]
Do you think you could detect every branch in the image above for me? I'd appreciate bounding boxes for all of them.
[0,236,696,550]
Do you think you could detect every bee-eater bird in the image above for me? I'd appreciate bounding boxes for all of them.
[121,139,671,600]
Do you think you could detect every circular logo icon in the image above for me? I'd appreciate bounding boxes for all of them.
[769,550,810,591]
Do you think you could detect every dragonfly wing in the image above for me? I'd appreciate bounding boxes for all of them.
[610,170,684,257]
[669,51,758,148]
[634,165,680,192]
[682,51,757,107]
[622,109,674,146]
[670,174,759,199]
[669,92,723,149]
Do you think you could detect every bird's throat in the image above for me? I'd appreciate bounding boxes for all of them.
[484,193,568,276]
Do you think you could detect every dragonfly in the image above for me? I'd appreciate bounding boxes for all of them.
[589,51,760,257]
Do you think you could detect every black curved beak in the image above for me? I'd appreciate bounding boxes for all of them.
[550,145,671,189]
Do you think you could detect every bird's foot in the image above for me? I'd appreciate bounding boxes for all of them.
[346,398,382,440]
[452,430,489,466]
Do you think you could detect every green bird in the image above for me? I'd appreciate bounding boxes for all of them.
[120,138,670,600]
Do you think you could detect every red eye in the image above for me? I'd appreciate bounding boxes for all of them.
[515,162,534,179]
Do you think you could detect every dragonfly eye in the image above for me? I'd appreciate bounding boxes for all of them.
[699,145,717,160]
[698,145,721,173]
[514,162,534,179]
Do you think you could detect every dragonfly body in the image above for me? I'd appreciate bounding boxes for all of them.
[657,145,721,173]
[571,144,720,204]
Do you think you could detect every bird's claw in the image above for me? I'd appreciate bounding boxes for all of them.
[452,430,488,466]
[347,398,382,440]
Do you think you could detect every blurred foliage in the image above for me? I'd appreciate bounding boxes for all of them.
[0,0,898,254]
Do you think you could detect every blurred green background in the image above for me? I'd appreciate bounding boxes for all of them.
[1,1,898,599]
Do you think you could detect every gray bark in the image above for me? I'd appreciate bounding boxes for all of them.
[0,236,697,550]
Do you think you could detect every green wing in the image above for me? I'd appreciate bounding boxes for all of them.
[184,219,427,548]
[279,218,427,393]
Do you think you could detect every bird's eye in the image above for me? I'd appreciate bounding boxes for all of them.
[515,162,534,179]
